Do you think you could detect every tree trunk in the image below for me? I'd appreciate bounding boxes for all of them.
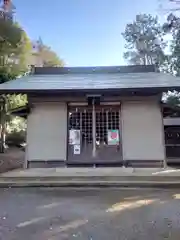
[0,96,6,153]
[0,122,5,153]
[0,124,5,153]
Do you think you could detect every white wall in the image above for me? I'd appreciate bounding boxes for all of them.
[26,102,67,162]
[121,99,165,161]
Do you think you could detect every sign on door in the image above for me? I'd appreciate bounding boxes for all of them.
[107,130,119,145]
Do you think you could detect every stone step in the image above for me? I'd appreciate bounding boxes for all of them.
[0,180,180,188]
[1,169,180,188]
[0,175,180,182]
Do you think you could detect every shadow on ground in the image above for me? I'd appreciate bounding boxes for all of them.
[0,188,180,239]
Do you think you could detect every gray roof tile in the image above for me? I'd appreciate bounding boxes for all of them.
[0,67,180,92]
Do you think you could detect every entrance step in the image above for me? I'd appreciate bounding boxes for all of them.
[0,175,180,188]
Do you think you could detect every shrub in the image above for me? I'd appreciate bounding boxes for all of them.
[6,130,26,147]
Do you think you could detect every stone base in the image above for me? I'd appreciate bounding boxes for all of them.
[124,160,164,168]
[27,160,164,168]
[27,160,66,168]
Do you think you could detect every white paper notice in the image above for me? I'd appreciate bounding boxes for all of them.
[74,145,81,154]
[69,130,80,145]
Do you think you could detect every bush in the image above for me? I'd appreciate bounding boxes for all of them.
[6,131,26,147]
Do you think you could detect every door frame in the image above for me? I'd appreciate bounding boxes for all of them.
[67,102,123,164]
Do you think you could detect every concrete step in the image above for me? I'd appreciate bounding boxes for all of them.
[0,180,180,188]
[0,175,180,182]
[0,175,180,188]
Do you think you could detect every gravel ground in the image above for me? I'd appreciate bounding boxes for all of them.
[0,148,24,173]
[0,188,180,240]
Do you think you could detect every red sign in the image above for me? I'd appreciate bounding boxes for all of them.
[111,132,118,139]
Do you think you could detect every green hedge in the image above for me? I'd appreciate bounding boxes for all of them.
[6,131,26,146]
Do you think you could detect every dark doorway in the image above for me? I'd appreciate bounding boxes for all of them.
[165,126,180,166]
[68,105,123,165]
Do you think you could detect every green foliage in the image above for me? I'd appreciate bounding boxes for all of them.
[162,13,180,76]
[0,18,30,138]
[0,19,22,49]
[0,66,16,83]
[163,91,180,107]
[0,18,28,151]
[0,18,64,149]
[41,46,64,67]
[122,14,166,67]
[7,116,27,134]
[4,94,27,132]
[13,29,32,74]
[122,11,180,106]
[166,95,180,106]
[0,19,32,78]
[32,39,64,67]
[0,19,22,68]
[6,130,26,146]
[7,94,27,110]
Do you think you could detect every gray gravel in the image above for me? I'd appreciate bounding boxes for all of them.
[0,188,180,239]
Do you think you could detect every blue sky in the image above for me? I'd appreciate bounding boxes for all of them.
[13,0,168,66]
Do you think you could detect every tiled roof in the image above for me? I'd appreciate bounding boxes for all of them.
[0,66,180,92]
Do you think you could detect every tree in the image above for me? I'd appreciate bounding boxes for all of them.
[159,13,180,106]
[0,19,32,78]
[166,94,180,106]
[0,19,31,152]
[6,94,27,142]
[162,13,180,75]
[32,38,64,67]
[122,14,166,67]
[0,19,21,66]
[13,26,32,75]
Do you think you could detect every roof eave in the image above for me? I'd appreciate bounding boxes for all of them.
[0,86,180,95]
